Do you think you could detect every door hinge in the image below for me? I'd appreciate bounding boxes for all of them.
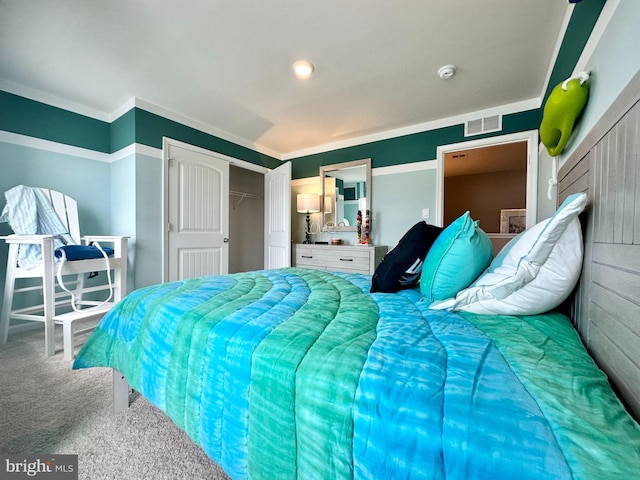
[168,158,175,167]
[167,223,173,232]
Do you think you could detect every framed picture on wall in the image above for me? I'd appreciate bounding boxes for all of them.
[500,208,526,234]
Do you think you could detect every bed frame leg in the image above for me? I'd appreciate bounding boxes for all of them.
[112,369,130,413]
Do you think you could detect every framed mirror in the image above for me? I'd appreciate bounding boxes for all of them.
[319,158,372,232]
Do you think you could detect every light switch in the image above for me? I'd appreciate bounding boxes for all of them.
[422,208,430,219]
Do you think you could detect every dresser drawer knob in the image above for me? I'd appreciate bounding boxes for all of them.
[301,255,313,258]
[339,258,354,262]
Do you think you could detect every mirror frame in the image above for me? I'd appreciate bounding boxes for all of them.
[319,158,372,232]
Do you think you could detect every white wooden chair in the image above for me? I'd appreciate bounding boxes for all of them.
[0,187,128,360]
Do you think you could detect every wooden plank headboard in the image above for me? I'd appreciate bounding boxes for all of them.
[558,69,640,421]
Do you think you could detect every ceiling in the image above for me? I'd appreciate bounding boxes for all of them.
[444,142,528,177]
[0,0,570,159]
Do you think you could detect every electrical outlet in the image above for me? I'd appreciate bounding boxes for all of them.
[422,208,430,219]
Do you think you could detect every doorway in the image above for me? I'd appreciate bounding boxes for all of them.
[229,165,264,273]
[436,130,539,253]
[444,141,527,230]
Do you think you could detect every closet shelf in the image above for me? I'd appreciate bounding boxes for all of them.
[230,190,261,208]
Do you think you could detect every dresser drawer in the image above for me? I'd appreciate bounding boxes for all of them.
[293,244,388,275]
[323,247,371,273]
[294,250,326,269]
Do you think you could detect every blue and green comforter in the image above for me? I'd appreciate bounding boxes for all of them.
[74,268,640,479]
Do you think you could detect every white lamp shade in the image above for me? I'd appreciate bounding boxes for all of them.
[297,193,320,213]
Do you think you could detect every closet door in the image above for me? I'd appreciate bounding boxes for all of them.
[264,161,291,269]
[164,139,229,281]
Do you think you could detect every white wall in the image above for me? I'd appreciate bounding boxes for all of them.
[291,177,324,244]
[372,166,438,250]
[0,138,113,313]
[133,153,164,289]
[560,0,640,165]
[537,144,558,221]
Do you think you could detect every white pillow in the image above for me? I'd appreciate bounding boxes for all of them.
[430,193,587,315]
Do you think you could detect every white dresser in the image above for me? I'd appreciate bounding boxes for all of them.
[293,244,388,275]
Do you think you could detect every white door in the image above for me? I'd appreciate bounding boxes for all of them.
[165,140,229,281]
[264,161,291,269]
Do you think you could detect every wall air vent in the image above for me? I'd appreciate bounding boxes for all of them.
[464,114,502,137]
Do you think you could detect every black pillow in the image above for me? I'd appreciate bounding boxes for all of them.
[371,221,443,293]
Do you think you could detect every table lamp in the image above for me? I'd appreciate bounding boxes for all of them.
[297,193,320,244]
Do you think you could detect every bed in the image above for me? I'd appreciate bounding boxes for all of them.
[73,71,640,480]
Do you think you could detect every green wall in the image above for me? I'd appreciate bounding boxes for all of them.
[0,91,110,153]
[290,110,541,179]
[110,109,136,152]
[133,109,281,169]
[0,91,281,169]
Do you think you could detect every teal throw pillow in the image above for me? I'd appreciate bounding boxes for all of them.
[420,211,493,302]
[429,193,587,315]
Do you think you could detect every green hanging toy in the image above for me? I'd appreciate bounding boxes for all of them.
[540,71,590,157]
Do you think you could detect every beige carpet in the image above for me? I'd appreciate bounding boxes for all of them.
[0,327,230,480]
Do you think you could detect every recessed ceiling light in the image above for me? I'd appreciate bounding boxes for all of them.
[437,64,457,80]
[293,60,314,78]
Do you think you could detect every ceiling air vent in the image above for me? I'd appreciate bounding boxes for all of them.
[464,114,502,137]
